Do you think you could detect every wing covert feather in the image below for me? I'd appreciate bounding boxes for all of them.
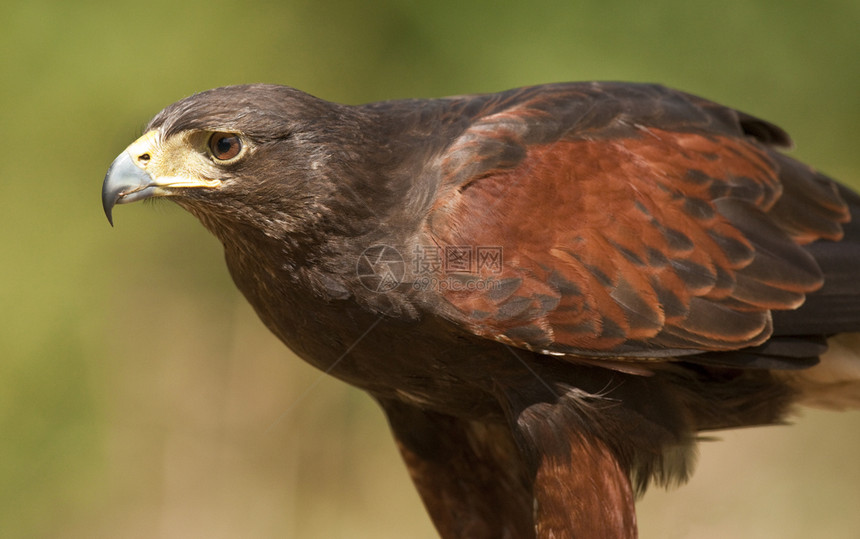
[421,85,849,359]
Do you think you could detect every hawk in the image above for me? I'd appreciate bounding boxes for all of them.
[103,82,860,538]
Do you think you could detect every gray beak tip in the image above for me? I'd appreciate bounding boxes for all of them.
[102,185,117,226]
[101,150,153,227]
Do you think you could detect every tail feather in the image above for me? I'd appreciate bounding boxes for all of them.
[777,333,860,410]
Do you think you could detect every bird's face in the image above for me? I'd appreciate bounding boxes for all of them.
[101,127,249,224]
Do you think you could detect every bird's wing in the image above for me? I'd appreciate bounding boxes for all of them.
[420,83,849,360]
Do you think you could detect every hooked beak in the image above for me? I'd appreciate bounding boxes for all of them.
[102,150,157,226]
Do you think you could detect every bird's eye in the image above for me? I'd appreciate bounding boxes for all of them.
[208,132,243,162]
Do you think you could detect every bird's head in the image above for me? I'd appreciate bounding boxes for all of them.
[102,84,389,246]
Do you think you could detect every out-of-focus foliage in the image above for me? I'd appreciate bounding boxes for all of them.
[1,1,858,537]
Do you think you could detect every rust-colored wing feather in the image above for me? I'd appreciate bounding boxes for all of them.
[421,84,849,359]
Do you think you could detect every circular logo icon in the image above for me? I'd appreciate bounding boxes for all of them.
[356,245,405,292]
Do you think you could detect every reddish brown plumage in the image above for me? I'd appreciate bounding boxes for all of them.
[103,82,860,538]
[428,129,846,357]
[533,432,636,538]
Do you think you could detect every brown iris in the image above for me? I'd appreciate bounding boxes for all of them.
[208,132,242,161]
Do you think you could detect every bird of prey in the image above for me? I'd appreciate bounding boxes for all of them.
[103,82,860,538]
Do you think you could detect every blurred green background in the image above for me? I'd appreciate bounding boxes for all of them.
[2,1,859,537]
